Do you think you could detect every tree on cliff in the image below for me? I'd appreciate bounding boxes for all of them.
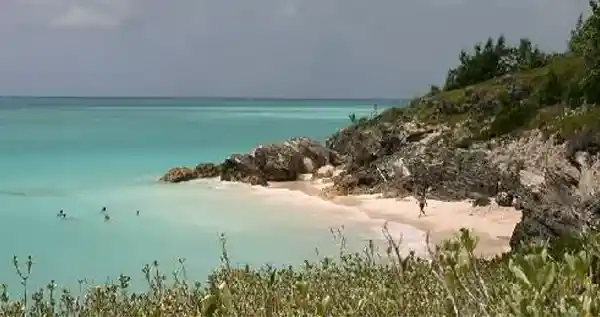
[570,0,600,104]
[443,36,549,91]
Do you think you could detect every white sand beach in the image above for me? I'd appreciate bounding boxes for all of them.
[266,176,522,258]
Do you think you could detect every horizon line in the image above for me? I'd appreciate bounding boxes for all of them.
[0,95,407,101]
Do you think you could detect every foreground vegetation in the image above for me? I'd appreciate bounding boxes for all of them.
[1,228,600,316]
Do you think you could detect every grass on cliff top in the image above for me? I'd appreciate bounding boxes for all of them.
[369,55,599,143]
[2,228,600,316]
[429,54,584,106]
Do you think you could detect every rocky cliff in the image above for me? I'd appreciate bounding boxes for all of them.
[161,55,600,253]
[324,55,600,251]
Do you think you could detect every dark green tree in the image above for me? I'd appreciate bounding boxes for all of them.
[443,35,550,91]
[574,1,600,104]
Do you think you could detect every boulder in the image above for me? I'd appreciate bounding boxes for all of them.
[325,123,387,165]
[245,174,269,186]
[160,167,197,183]
[248,137,340,182]
[314,164,335,179]
[330,173,359,195]
[284,137,343,170]
[496,191,513,207]
[195,163,221,178]
[220,154,262,183]
[252,143,304,181]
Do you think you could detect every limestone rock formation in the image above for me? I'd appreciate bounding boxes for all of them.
[509,179,600,250]
[222,137,341,184]
[325,119,519,201]
[195,163,221,178]
[160,167,197,183]
[161,137,340,187]
[219,154,267,186]
[326,105,600,254]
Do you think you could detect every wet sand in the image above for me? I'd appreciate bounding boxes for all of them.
[268,177,521,258]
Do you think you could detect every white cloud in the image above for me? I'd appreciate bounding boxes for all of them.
[280,1,298,18]
[51,5,121,29]
[12,0,134,29]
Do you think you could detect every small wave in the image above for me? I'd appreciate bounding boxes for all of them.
[0,190,28,197]
[0,188,64,197]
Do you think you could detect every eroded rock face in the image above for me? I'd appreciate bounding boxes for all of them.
[283,137,343,171]
[325,120,518,201]
[160,167,197,183]
[509,169,600,251]
[226,137,341,183]
[161,137,339,187]
[195,163,221,178]
[220,154,263,183]
[328,115,600,252]
[252,143,304,181]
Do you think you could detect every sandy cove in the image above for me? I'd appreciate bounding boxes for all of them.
[267,175,521,258]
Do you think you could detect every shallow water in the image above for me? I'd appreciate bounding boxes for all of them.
[0,97,421,292]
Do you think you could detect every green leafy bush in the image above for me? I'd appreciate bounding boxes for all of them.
[1,228,600,316]
[485,102,537,139]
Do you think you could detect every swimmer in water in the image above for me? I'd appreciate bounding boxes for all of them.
[57,210,64,217]
[101,206,107,213]
[136,210,140,216]
[104,214,110,222]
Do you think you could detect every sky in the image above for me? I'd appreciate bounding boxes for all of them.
[0,0,591,98]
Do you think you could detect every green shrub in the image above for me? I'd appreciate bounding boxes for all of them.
[2,228,600,316]
[480,101,537,139]
[348,112,357,124]
[565,80,585,108]
[535,69,564,105]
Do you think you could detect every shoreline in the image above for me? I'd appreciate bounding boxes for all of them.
[266,176,521,258]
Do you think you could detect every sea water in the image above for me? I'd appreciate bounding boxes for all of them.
[0,97,422,293]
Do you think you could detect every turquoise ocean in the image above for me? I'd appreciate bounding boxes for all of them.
[0,97,417,293]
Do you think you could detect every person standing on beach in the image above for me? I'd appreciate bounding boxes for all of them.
[417,195,427,217]
[512,194,521,210]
